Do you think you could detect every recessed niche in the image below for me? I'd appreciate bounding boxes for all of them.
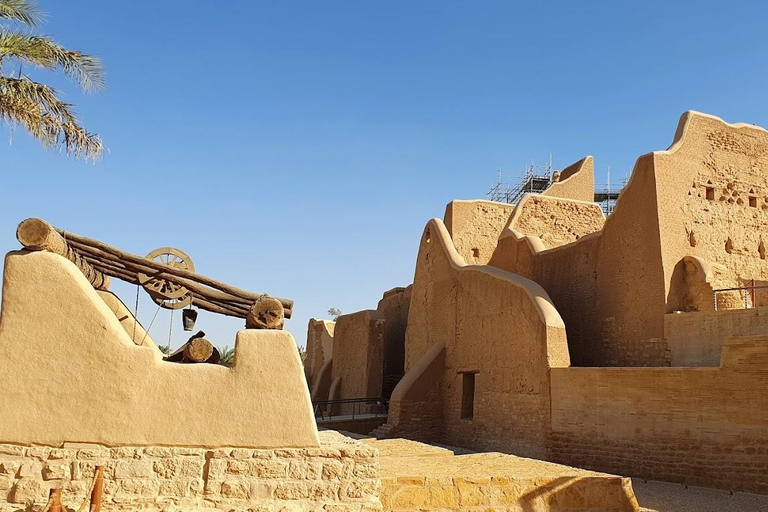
[760,240,766,260]
[689,231,697,247]
[472,248,480,258]
[750,196,758,208]
[726,237,734,254]
[705,185,715,200]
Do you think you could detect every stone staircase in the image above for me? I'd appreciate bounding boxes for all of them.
[370,422,394,439]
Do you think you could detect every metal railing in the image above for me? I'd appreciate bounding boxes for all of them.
[713,281,768,311]
[312,398,388,421]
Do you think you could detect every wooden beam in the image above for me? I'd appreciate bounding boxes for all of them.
[16,218,110,290]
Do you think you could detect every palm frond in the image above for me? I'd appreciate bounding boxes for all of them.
[0,30,105,91]
[0,0,43,26]
[0,76,102,159]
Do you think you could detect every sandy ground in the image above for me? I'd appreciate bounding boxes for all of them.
[634,479,768,512]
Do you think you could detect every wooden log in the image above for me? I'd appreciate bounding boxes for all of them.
[165,334,214,364]
[58,229,294,311]
[74,239,293,319]
[16,218,110,290]
[183,337,214,363]
[246,296,285,329]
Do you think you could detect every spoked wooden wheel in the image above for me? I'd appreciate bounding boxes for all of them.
[138,247,195,309]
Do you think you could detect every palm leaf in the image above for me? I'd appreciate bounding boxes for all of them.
[0,30,105,91]
[0,76,102,159]
[0,0,43,26]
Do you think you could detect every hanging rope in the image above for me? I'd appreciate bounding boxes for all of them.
[140,304,162,345]
[168,299,175,348]
[132,284,140,344]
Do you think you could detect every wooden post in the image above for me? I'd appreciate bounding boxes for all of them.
[48,488,63,512]
[89,465,104,512]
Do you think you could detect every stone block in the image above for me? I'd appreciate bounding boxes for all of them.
[250,460,288,479]
[42,462,71,480]
[77,447,110,460]
[231,448,253,459]
[25,446,51,460]
[9,478,45,505]
[0,461,20,476]
[207,459,227,479]
[144,446,173,458]
[115,460,154,479]
[172,447,204,457]
[220,479,249,499]
[48,448,74,460]
[274,481,310,500]
[179,458,204,477]
[289,460,322,480]
[322,461,344,480]
[0,475,12,491]
[18,461,42,478]
[0,445,25,458]
[152,458,180,479]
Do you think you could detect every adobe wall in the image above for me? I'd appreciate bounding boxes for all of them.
[550,337,768,493]
[491,128,672,366]
[306,318,335,390]
[0,250,319,449]
[665,307,768,366]
[542,156,596,203]
[657,112,768,313]
[376,286,411,399]
[331,310,386,400]
[507,195,605,250]
[0,431,381,512]
[443,200,516,265]
[400,220,570,458]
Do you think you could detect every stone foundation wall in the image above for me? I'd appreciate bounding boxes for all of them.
[0,433,381,512]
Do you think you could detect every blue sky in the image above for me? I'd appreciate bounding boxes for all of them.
[2,1,768,350]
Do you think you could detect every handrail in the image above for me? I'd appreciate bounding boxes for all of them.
[712,281,768,311]
[312,397,388,421]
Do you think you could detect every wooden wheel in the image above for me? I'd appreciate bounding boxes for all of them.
[148,291,192,310]
[138,247,195,308]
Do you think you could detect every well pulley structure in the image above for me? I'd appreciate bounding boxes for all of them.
[15,218,292,330]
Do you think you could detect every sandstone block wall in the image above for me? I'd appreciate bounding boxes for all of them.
[550,337,768,493]
[665,307,768,366]
[0,433,381,512]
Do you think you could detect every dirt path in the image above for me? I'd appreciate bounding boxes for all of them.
[634,479,768,512]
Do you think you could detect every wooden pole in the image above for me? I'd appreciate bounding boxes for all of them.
[89,465,104,512]
[16,218,295,325]
[76,241,293,319]
[48,488,63,512]
[16,218,110,290]
[59,229,294,311]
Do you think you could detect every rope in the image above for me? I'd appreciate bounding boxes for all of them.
[75,469,100,512]
[140,304,162,345]
[132,285,140,344]
[38,496,54,512]
[168,299,175,347]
